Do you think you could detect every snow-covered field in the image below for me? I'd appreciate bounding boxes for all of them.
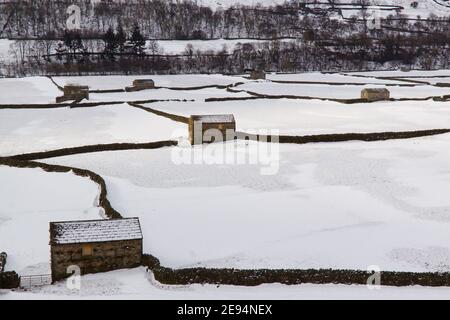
[2,267,450,300]
[0,104,185,156]
[234,82,450,99]
[43,135,450,272]
[0,166,101,275]
[148,99,450,135]
[199,0,450,19]
[266,72,406,85]
[1,71,449,299]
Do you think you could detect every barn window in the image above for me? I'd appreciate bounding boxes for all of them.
[82,244,93,257]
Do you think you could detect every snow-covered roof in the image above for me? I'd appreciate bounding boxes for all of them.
[191,114,235,123]
[50,218,143,245]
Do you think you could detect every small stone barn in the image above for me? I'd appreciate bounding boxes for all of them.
[361,88,390,102]
[126,79,155,92]
[56,85,89,103]
[250,70,266,80]
[50,218,143,282]
[189,114,236,145]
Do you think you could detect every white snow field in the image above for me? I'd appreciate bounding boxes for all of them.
[0,104,185,157]
[234,82,450,100]
[44,134,450,273]
[344,70,450,79]
[0,77,61,104]
[0,39,11,63]
[144,99,450,135]
[53,74,249,91]
[0,166,101,275]
[87,87,251,103]
[2,268,450,300]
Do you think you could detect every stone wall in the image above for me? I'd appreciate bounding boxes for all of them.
[51,239,142,282]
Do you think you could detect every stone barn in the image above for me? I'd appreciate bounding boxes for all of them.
[361,88,390,102]
[250,70,266,80]
[189,114,236,145]
[50,218,143,282]
[56,85,89,103]
[126,79,155,92]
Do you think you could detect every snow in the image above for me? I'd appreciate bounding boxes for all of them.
[390,77,450,86]
[156,39,281,55]
[144,99,450,135]
[43,134,450,273]
[53,74,248,91]
[0,77,61,104]
[0,166,102,275]
[234,82,450,99]
[199,0,450,18]
[51,218,142,245]
[2,267,449,300]
[266,72,406,85]
[2,71,450,298]
[0,103,185,157]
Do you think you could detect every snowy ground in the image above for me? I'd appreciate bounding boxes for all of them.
[266,72,406,85]
[0,104,185,156]
[53,74,249,91]
[0,77,61,104]
[0,166,101,275]
[0,39,11,63]
[145,99,450,135]
[2,267,450,300]
[43,135,450,272]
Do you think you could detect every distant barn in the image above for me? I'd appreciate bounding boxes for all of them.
[50,218,143,282]
[126,79,155,92]
[361,88,390,102]
[189,114,236,145]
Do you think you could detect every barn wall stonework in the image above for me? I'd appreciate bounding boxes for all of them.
[51,239,142,282]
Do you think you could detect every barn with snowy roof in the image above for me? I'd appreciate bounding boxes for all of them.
[189,114,236,145]
[49,218,143,282]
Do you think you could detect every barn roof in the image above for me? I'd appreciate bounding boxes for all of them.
[362,88,390,93]
[50,218,143,245]
[191,114,235,123]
